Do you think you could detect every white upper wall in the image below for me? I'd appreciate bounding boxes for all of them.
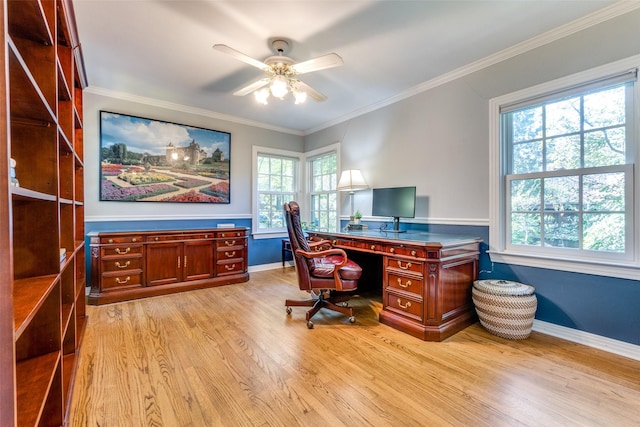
[305,7,640,224]
[84,92,303,221]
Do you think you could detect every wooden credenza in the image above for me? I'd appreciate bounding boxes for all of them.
[88,228,249,305]
[309,230,481,341]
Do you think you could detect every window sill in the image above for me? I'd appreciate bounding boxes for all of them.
[488,251,640,281]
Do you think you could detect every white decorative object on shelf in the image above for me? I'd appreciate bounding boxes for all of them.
[9,158,19,187]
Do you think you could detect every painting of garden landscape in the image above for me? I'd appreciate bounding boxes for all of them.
[100,111,231,203]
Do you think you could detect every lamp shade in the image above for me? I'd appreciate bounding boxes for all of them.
[337,169,368,192]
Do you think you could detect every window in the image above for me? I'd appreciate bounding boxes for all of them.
[490,62,639,278]
[309,152,338,231]
[253,147,301,236]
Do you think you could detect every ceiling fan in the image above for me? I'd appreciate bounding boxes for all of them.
[213,39,343,104]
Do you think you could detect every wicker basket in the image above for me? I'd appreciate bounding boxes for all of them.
[472,280,537,340]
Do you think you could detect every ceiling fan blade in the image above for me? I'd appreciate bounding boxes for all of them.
[233,78,270,96]
[213,44,270,71]
[292,53,343,75]
[296,81,327,102]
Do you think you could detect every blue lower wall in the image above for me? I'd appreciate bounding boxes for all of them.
[86,218,640,346]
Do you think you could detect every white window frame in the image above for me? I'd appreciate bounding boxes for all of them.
[252,146,302,239]
[306,143,341,232]
[489,55,640,280]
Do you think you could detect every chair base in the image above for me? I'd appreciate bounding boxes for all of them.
[286,290,355,327]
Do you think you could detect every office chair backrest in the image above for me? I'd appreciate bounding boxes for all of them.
[284,201,314,291]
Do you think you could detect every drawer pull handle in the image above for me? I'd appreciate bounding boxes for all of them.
[397,261,412,270]
[370,245,376,250]
[225,251,236,258]
[205,234,209,238]
[397,278,412,288]
[115,276,130,284]
[115,247,130,255]
[390,247,395,253]
[115,261,130,269]
[108,239,113,243]
[225,264,236,271]
[132,238,137,242]
[178,257,181,268]
[411,250,416,256]
[397,299,412,309]
[155,237,159,241]
[225,240,236,246]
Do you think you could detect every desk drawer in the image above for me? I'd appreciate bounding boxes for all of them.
[386,245,426,259]
[101,244,143,258]
[386,293,423,321]
[387,272,423,297]
[352,240,382,252]
[386,257,423,276]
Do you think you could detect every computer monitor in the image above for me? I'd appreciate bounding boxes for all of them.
[371,186,416,232]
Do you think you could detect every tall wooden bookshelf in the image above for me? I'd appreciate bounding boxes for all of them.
[0,0,86,425]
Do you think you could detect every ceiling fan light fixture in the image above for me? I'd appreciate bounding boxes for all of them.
[254,88,269,105]
[270,75,289,99]
[293,89,307,104]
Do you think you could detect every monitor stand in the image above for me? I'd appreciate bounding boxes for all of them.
[391,217,406,233]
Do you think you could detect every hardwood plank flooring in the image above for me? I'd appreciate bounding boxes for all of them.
[69,268,640,426]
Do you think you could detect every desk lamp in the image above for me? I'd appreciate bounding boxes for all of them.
[337,169,368,220]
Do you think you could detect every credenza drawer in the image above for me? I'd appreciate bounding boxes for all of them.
[386,257,423,275]
[101,235,142,244]
[216,259,246,276]
[387,272,423,297]
[147,233,213,242]
[218,238,246,248]
[101,257,143,272]
[215,230,246,238]
[101,272,143,291]
[101,244,143,257]
[386,293,423,321]
[217,248,243,260]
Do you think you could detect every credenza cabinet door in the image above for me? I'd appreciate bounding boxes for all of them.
[183,240,214,281]
[146,242,182,286]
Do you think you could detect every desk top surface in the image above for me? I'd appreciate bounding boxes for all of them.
[309,230,482,248]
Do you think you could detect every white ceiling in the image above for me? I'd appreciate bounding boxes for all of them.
[74,0,622,134]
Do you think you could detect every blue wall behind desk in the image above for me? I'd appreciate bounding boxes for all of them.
[85,219,639,346]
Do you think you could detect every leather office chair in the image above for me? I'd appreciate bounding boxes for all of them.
[284,201,362,329]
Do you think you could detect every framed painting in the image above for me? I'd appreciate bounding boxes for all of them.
[99,111,231,203]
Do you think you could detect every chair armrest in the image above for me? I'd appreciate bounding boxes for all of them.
[295,247,349,289]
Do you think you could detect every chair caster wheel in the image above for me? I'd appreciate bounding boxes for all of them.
[349,316,356,324]
[286,307,292,315]
[341,302,349,307]
[307,321,314,329]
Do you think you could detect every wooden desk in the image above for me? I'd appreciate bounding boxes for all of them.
[308,230,481,341]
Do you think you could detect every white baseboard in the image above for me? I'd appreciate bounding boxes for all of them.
[533,320,640,361]
[248,261,293,273]
[248,262,640,361]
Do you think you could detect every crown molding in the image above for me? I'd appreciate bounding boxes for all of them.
[85,86,304,136]
[304,0,640,135]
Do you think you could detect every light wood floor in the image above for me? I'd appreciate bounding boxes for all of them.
[69,268,640,426]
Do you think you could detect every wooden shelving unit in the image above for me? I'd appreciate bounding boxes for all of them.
[0,0,87,425]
